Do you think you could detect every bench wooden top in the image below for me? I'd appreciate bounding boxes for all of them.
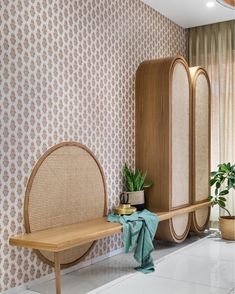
[9,218,122,252]
[9,202,210,253]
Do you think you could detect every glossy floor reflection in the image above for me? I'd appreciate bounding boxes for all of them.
[20,231,235,294]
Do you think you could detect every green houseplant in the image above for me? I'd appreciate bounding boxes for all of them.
[209,162,235,240]
[122,164,152,210]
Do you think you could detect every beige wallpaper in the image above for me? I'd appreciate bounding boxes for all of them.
[0,0,187,291]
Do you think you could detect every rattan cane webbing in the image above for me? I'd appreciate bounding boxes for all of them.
[189,67,211,233]
[24,142,106,267]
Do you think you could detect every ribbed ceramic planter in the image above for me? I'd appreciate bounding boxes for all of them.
[219,216,235,241]
[123,190,145,211]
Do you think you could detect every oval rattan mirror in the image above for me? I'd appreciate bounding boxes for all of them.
[24,142,107,268]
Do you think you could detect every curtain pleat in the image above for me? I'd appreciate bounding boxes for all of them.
[189,20,235,220]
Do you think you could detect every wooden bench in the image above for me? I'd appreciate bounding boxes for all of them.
[9,201,210,294]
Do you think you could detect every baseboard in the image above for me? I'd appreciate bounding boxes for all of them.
[1,247,124,294]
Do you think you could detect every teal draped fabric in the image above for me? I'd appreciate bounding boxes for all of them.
[107,209,158,273]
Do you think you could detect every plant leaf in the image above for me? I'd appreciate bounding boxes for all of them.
[219,196,227,201]
[209,178,217,186]
[216,181,221,189]
[219,163,229,172]
[139,170,147,190]
[219,190,229,196]
[123,164,153,192]
[127,175,134,191]
[210,171,217,176]
[228,178,233,189]
[218,200,226,208]
[134,170,141,191]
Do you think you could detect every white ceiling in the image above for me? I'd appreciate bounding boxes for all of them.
[142,0,235,28]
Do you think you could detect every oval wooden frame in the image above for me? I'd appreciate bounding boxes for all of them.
[136,56,193,243]
[191,207,211,233]
[169,56,193,210]
[159,56,192,243]
[190,66,211,232]
[136,56,192,214]
[24,141,107,269]
[170,214,191,242]
[156,214,191,243]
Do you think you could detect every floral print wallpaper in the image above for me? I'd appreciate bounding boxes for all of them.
[0,0,187,291]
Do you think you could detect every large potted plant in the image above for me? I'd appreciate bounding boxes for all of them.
[209,162,235,240]
[122,164,152,211]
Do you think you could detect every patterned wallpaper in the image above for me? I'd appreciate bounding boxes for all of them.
[0,0,187,291]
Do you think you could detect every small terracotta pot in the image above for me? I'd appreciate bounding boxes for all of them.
[219,216,235,241]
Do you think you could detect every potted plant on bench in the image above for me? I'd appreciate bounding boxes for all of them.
[123,164,152,211]
[209,162,235,240]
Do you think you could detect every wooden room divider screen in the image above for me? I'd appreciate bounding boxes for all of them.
[135,56,211,242]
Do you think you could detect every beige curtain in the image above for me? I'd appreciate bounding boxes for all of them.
[189,20,235,221]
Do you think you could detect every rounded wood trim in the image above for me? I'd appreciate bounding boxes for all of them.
[169,213,191,242]
[136,56,192,242]
[169,56,193,210]
[190,66,211,204]
[191,207,211,233]
[32,242,97,269]
[156,213,191,243]
[190,67,211,233]
[224,0,235,6]
[24,141,107,268]
[217,0,235,8]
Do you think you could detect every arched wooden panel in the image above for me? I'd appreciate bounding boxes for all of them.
[156,213,191,243]
[192,207,210,233]
[190,67,211,233]
[136,56,192,242]
[24,142,107,268]
[171,61,191,209]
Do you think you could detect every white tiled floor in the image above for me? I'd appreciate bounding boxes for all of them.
[20,232,235,294]
[17,292,37,294]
